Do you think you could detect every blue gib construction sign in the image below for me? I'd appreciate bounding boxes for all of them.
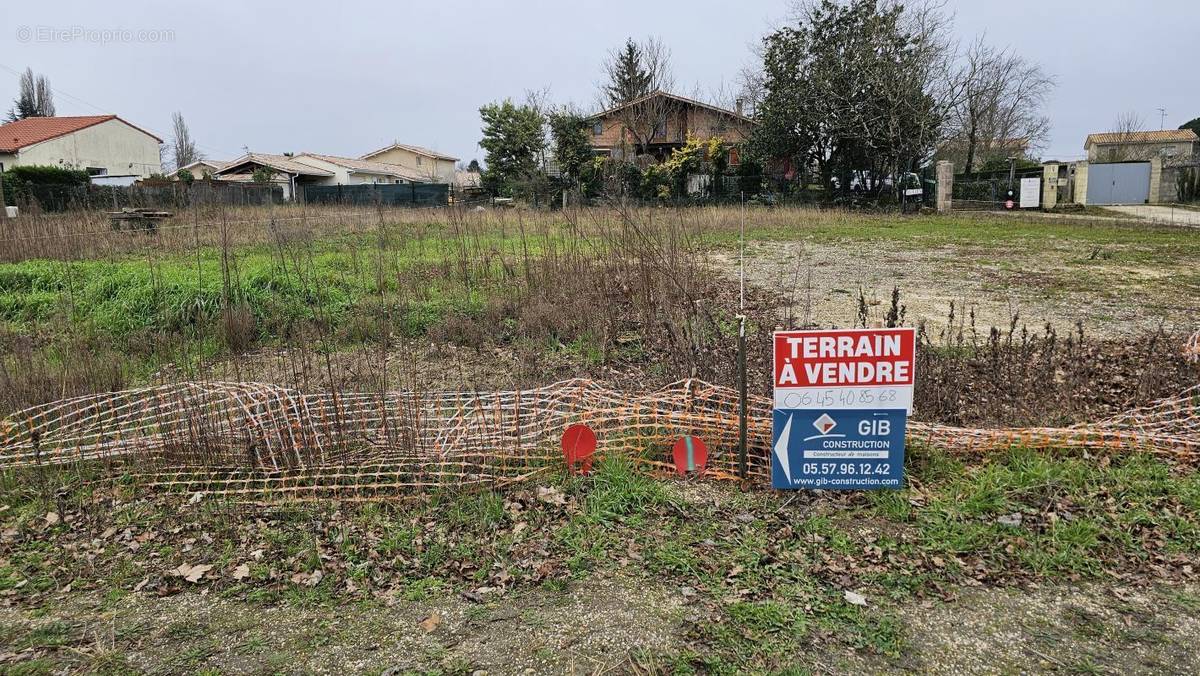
[771,328,916,490]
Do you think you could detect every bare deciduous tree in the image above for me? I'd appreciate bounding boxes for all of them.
[33,74,54,117]
[945,37,1054,174]
[6,67,54,121]
[735,63,765,119]
[170,111,201,172]
[525,87,554,171]
[598,36,676,157]
[1104,110,1146,161]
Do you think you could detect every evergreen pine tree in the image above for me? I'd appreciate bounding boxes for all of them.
[604,39,652,106]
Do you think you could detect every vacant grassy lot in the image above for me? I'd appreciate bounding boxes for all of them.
[5,208,1197,342]
[1,205,1198,673]
[1,207,1195,407]
[708,210,1200,335]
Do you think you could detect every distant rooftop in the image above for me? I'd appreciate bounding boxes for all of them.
[298,153,430,181]
[589,90,754,124]
[178,159,228,172]
[215,153,334,177]
[361,141,459,163]
[1085,129,1198,148]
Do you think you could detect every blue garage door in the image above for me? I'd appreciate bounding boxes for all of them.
[1086,162,1150,205]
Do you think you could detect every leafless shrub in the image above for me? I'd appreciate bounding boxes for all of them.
[218,302,257,354]
[0,329,126,413]
[914,307,1198,426]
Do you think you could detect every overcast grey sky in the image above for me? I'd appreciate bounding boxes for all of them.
[3,1,1195,165]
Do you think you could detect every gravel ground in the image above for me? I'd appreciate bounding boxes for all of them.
[711,238,1198,337]
[0,577,684,674]
[883,582,1200,674]
[1106,205,1200,227]
[5,577,1197,673]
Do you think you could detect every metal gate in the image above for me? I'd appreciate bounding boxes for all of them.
[1086,162,1150,205]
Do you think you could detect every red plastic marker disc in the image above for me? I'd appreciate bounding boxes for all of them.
[561,424,597,474]
[672,436,708,475]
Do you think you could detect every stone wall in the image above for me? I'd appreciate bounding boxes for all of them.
[1159,157,1200,204]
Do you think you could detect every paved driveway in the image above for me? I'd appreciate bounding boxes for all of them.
[1106,205,1200,227]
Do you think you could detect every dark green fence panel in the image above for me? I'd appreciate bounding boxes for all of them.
[301,183,449,207]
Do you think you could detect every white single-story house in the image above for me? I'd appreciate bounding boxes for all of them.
[0,115,162,177]
[175,159,228,179]
[360,142,458,184]
[212,152,434,200]
[211,153,334,200]
[290,153,429,184]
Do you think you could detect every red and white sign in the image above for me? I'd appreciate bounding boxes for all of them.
[773,328,916,412]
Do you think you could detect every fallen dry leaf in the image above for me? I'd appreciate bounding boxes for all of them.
[536,486,567,506]
[844,590,868,606]
[173,563,213,583]
[419,612,442,632]
[231,564,250,581]
[290,570,324,587]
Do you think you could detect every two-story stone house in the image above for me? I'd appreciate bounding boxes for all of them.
[1084,129,1198,162]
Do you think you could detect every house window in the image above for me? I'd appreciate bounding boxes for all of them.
[86,167,107,176]
[728,147,740,166]
[416,156,423,166]
[655,120,667,138]
[592,121,603,136]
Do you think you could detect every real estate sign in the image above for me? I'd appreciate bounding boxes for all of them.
[771,328,915,490]
[1020,177,1040,208]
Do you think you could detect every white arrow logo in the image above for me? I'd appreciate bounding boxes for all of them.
[773,413,793,483]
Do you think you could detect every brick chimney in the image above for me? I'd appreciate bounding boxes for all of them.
[735,98,745,117]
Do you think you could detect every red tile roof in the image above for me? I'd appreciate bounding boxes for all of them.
[0,115,163,153]
[1085,129,1198,148]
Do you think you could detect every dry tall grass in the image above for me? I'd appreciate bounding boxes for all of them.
[0,202,1194,429]
[0,202,905,263]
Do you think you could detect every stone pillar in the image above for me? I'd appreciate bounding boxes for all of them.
[1074,162,1088,205]
[1042,163,1058,210]
[1149,157,1163,204]
[935,160,953,213]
